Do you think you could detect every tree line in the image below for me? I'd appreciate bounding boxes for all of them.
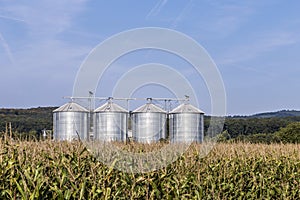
[0,107,299,143]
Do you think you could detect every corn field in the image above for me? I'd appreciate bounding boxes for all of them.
[0,138,299,199]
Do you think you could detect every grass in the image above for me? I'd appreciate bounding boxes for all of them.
[0,138,299,199]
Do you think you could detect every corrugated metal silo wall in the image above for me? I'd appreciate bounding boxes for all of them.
[94,112,128,142]
[132,112,167,143]
[53,112,88,141]
[169,113,204,143]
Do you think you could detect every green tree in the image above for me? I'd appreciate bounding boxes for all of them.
[275,122,300,143]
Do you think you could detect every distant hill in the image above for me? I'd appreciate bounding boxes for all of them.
[0,107,57,133]
[250,110,300,118]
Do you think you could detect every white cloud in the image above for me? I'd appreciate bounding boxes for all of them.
[185,1,257,39]
[1,0,87,36]
[170,0,194,29]
[218,31,298,66]
[146,0,169,19]
[0,14,26,23]
[0,0,90,67]
[0,0,91,107]
[0,32,15,65]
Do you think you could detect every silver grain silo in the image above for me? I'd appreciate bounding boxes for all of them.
[169,103,204,143]
[94,100,128,142]
[132,100,167,143]
[53,102,89,141]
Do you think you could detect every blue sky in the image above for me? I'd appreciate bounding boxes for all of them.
[0,0,299,115]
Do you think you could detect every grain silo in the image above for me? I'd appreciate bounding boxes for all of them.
[53,102,89,141]
[94,100,128,142]
[132,99,167,143]
[169,103,204,143]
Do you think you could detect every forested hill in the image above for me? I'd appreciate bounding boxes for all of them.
[250,110,300,118]
[229,110,300,118]
[0,107,57,134]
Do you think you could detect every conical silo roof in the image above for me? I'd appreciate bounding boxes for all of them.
[94,102,127,113]
[133,103,166,113]
[170,103,204,114]
[53,102,89,113]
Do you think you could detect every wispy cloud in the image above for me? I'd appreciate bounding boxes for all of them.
[170,0,194,29]
[146,0,168,19]
[2,0,87,37]
[0,14,26,23]
[0,9,28,66]
[0,0,91,106]
[201,3,255,38]
[219,31,298,66]
[0,32,15,65]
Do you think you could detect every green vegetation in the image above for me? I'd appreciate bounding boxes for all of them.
[0,139,299,199]
[0,107,54,135]
[232,122,300,144]
[0,108,299,198]
[0,107,299,143]
[275,122,300,143]
[207,114,300,143]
